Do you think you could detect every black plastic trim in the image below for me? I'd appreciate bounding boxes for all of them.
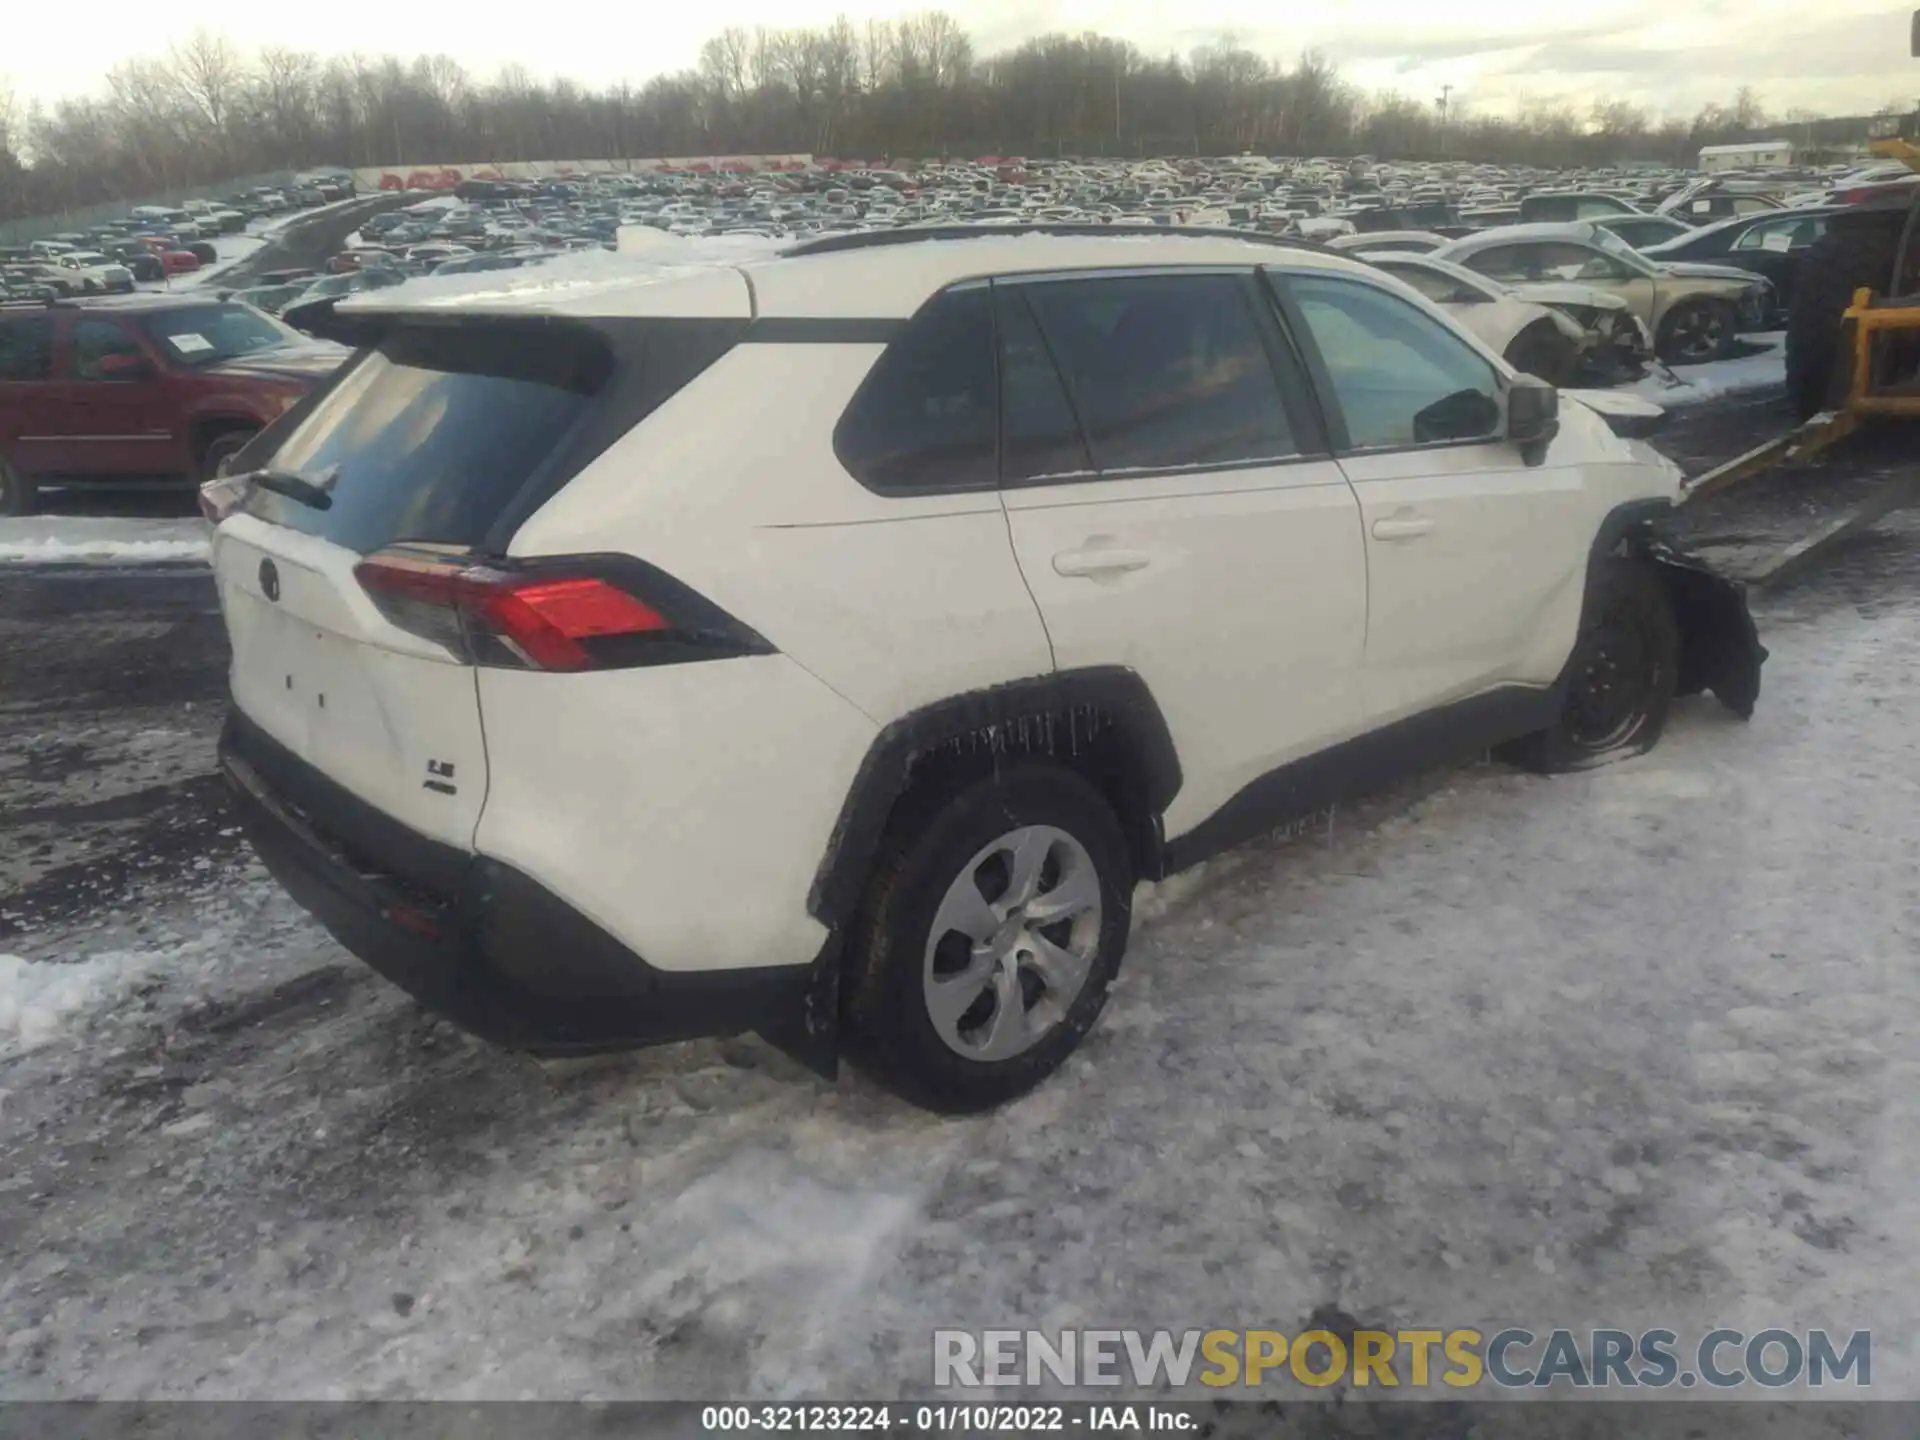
[807,668,1182,929]
[221,707,813,1055]
[743,317,906,344]
[1162,685,1561,874]
[997,454,1352,492]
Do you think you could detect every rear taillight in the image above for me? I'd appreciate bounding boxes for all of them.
[352,547,771,672]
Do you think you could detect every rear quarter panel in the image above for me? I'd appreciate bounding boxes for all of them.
[507,341,1056,726]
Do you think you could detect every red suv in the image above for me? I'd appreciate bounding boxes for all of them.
[0,295,349,514]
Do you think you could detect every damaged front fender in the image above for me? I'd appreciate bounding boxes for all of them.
[1630,533,1769,719]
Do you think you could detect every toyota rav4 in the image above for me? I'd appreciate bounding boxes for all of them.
[206,227,1766,1111]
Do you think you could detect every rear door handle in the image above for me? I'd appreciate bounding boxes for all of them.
[1370,517,1436,541]
[1053,548,1152,578]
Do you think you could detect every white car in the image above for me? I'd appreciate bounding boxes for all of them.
[1366,251,1651,384]
[207,227,1766,1111]
[1326,231,1450,255]
[55,251,137,293]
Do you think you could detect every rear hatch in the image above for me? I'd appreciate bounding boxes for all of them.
[213,320,623,850]
[212,293,750,854]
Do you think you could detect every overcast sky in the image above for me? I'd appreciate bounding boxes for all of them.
[7,0,1916,123]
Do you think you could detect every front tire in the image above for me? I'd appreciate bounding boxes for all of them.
[197,429,257,483]
[1501,559,1679,773]
[1656,298,1735,365]
[0,457,36,517]
[845,764,1133,1112]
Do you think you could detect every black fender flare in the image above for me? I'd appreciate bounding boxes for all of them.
[1589,499,1769,720]
[761,668,1182,1078]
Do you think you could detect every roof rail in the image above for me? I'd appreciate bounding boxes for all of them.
[782,222,1325,258]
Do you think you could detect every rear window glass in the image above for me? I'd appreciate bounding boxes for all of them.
[240,324,609,554]
[833,285,997,494]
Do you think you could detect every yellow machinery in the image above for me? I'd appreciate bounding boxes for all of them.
[1679,48,1920,587]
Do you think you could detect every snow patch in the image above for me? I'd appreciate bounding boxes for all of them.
[1630,332,1785,407]
[0,951,143,1055]
[0,518,211,565]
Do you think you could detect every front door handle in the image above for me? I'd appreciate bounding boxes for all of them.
[1053,547,1152,578]
[1370,516,1435,541]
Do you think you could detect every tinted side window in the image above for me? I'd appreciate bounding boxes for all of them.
[0,316,53,381]
[1022,274,1296,472]
[71,319,147,382]
[834,286,996,494]
[994,286,1089,482]
[1288,274,1503,449]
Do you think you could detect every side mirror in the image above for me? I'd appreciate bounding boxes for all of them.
[1508,374,1560,463]
[96,352,156,382]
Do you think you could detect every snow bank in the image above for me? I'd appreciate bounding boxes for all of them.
[0,951,142,1055]
[0,518,211,566]
[1630,332,1785,407]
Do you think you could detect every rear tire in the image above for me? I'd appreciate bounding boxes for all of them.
[1504,320,1579,385]
[1500,558,1679,774]
[844,764,1133,1112]
[1656,298,1736,365]
[0,457,35,517]
[1785,213,1904,421]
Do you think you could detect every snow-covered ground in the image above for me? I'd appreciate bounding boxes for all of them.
[1,561,1915,1400]
[0,516,209,565]
[1630,333,1785,409]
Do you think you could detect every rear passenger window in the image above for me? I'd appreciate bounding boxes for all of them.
[1287,273,1503,449]
[995,287,1089,482]
[0,315,52,380]
[1022,274,1296,472]
[835,286,997,494]
[70,319,147,382]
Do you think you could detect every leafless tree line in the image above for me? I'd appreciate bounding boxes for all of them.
[0,17,1877,222]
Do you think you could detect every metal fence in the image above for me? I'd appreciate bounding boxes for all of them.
[0,171,300,247]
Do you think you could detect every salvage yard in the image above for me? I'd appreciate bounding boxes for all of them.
[1,368,1917,1400]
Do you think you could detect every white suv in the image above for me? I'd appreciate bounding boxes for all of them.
[207,226,1767,1111]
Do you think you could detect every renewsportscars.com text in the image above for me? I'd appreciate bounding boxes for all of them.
[932,1327,1871,1391]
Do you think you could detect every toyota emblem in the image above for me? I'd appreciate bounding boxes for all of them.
[259,557,280,602]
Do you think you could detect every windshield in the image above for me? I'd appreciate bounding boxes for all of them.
[138,304,302,368]
[1588,227,1658,274]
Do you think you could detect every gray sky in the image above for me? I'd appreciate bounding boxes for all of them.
[7,0,1917,122]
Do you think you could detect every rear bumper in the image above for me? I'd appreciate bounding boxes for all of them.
[219,708,814,1055]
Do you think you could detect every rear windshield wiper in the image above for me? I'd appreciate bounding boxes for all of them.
[250,465,340,511]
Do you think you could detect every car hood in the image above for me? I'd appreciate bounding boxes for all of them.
[206,341,351,382]
[1509,281,1630,312]
[1653,260,1767,286]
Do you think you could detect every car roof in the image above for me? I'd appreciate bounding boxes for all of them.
[34,292,243,314]
[1437,222,1604,252]
[342,227,1374,322]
